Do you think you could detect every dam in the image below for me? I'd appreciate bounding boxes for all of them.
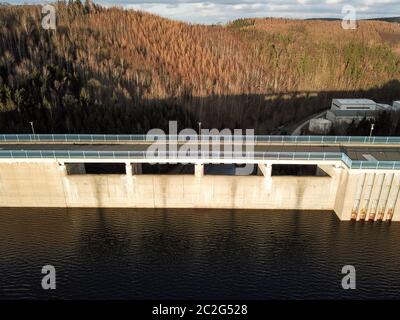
[0,134,400,222]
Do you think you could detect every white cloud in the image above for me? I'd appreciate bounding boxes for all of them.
[326,0,344,4]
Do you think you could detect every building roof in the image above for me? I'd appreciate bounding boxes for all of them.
[332,99,376,105]
[376,103,393,110]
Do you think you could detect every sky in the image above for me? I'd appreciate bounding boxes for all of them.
[7,0,400,24]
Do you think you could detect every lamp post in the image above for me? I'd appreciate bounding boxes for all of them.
[29,121,35,135]
[369,123,375,138]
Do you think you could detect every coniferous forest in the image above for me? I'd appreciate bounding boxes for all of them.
[1,2,400,134]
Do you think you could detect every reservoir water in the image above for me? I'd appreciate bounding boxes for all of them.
[0,208,399,299]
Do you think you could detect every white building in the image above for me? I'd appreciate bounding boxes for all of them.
[331,99,377,111]
[325,98,400,126]
[376,103,393,111]
[309,118,332,134]
[326,109,376,125]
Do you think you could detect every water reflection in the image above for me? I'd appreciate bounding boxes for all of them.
[0,208,399,299]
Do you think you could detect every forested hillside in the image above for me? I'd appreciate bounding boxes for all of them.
[1,2,400,134]
[368,17,400,24]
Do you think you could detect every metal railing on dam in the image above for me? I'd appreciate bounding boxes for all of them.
[0,149,400,170]
[0,150,343,161]
[2,134,400,145]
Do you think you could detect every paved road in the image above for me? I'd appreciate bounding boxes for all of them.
[1,143,400,161]
[291,110,328,135]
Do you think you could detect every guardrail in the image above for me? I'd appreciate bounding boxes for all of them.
[0,150,342,160]
[0,149,399,170]
[1,134,400,145]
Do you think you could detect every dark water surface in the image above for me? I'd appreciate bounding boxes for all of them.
[0,208,399,299]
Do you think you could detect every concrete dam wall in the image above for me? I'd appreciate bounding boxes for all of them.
[0,160,399,221]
